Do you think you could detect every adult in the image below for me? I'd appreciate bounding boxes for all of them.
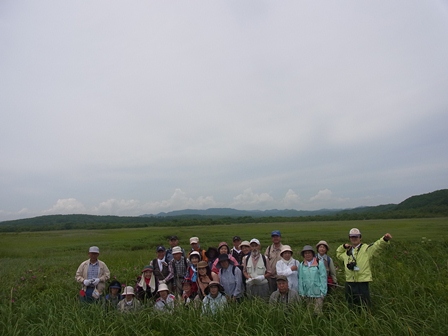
[202,281,227,315]
[298,245,327,315]
[75,246,110,303]
[117,286,141,313]
[265,230,284,293]
[315,240,338,290]
[275,245,299,292]
[243,238,271,301]
[239,240,251,261]
[205,246,219,270]
[196,260,218,300]
[189,237,208,262]
[165,235,186,263]
[150,246,172,288]
[166,246,189,295]
[269,275,300,306]
[230,236,243,265]
[211,242,239,274]
[135,265,158,302]
[185,251,201,295]
[336,228,392,308]
[218,254,244,301]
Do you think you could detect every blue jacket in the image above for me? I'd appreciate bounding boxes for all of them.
[298,258,327,298]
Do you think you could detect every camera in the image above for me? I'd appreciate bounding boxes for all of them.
[346,261,357,270]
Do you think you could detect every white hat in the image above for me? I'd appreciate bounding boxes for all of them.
[89,246,100,253]
[249,238,260,246]
[158,283,169,293]
[239,240,251,248]
[122,286,135,296]
[280,245,293,255]
[172,246,182,254]
[190,237,199,244]
[189,251,201,260]
[349,228,362,236]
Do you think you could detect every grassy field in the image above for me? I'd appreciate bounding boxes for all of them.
[1,218,447,335]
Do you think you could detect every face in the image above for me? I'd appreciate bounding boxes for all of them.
[160,290,168,300]
[250,243,260,253]
[173,252,182,261]
[241,245,251,255]
[110,288,119,296]
[233,239,241,248]
[191,242,199,250]
[157,250,165,259]
[318,245,328,255]
[281,251,292,260]
[88,252,99,262]
[271,235,281,244]
[220,260,229,269]
[198,267,207,275]
[209,285,219,297]
[219,246,229,254]
[125,294,133,302]
[349,235,361,245]
[303,250,314,261]
[277,280,289,294]
[169,239,178,248]
[183,283,191,293]
[144,270,153,279]
[190,256,199,266]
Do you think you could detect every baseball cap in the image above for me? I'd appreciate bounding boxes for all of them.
[190,237,199,244]
[89,246,100,253]
[156,246,166,252]
[271,230,281,237]
[249,238,260,246]
[349,228,362,237]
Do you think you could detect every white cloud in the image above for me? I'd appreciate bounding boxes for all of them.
[43,198,86,215]
[281,189,301,207]
[310,189,333,202]
[231,188,274,208]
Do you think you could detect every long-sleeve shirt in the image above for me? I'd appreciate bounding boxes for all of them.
[276,258,299,291]
[219,265,243,298]
[202,293,227,315]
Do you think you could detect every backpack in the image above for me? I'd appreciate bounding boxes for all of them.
[219,265,236,277]
[244,252,267,268]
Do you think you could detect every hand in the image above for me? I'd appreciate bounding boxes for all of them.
[291,265,298,271]
[384,233,392,241]
[344,244,350,249]
[246,278,253,284]
[83,279,91,286]
[92,278,100,286]
[256,275,265,281]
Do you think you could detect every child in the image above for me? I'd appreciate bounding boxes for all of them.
[104,280,122,310]
[315,240,338,290]
[117,286,141,313]
[154,283,176,312]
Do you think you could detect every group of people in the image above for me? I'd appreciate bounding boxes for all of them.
[75,228,392,314]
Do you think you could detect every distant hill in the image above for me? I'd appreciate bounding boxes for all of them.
[1,189,447,232]
[142,207,340,218]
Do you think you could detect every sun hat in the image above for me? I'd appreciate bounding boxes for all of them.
[205,247,219,259]
[189,251,201,260]
[280,245,293,256]
[156,246,166,252]
[315,240,330,251]
[190,237,199,244]
[276,275,288,282]
[172,246,182,254]
[239,240,250,248]
[233,236,241,241]
[122,286,135,296]
[205,281,224,294]
[249,238,260,246]
[271,230,281,237]
[300,245,315,257]
[158,283,169,293]
[197,261,208,269]
[141,265,154,272]
[349,228,362,237]
[89,246,100,253]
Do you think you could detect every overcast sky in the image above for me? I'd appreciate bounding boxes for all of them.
[1,1,447,221]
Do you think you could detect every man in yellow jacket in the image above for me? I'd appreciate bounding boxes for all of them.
[336,228,392,307]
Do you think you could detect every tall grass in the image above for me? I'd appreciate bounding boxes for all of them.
[1,219,447,335]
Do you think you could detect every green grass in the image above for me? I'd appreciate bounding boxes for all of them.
[0,218,447,335]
